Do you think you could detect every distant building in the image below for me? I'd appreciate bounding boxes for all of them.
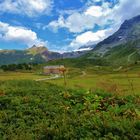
[43,65,65,75]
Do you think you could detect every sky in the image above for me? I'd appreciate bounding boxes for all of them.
[0,0,140,52]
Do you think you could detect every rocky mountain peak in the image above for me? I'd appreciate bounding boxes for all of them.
[94,15,140,52]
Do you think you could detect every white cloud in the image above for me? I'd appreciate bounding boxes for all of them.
[48,0,140,35]
[67,28,114,50]
[45,16,66,32]
[85,2,112,17]
[0,21,46,47]
[85,6,103,17]
[62,13,95,33]
[74,30,105,45]
[47,0,140,51]
[0,0,53,17]
[47,2,111,33]
[69,28,115,49]
[1,0,140,52]
[47,13,95,33]
[112,0,140,23]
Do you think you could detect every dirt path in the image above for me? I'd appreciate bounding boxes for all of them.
[81,71,86,77]
[35,75,62,81]
[127,51,136,62]
[113,66,123,71]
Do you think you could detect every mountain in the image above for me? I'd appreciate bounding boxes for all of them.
[94,15,140,54]
[0,45,89,65]
[0,45,61,65]
[1,15,140,66]
[27,45,48,55]
[0,49,46,65]
[62,50,90,58]
[103,39,140,65]
[83,15,140,65]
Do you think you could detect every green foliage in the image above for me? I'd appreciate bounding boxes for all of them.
[92,39,140,66]
[103,40,140,65]
[0,63,38,71]
[0,80,140,139]
[47,56,109,68]
[46,40,140,68]
[0,50,45,66]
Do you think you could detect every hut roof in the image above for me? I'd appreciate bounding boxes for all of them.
[44,65,64,69]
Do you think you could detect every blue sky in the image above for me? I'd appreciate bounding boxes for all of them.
[0,0,140,52]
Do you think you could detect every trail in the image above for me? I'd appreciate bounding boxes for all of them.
[35,75,62,81]
[113,66,123,71]
[81,71,86,77]
[127,51,136,62]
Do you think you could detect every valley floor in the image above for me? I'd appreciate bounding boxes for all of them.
[1,66,140,95]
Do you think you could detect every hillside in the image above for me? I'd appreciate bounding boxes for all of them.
[0,45,89,65]
[94,15,140,53]
[78,15,140,66]
[0,49,45,65]
[27,45,48,55]
[104,40,140,65]
[47,15,140,67]
[84,39,140,66]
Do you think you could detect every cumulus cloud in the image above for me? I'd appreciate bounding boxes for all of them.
[1,0,140,51]
[47,2,112,33]
[112,0,140,24]
[85,6,103,17]
[47,0,140,50]
[47,13,97,33]
[0,0,53,17]
[0,21,46,47]
[85,2,112,17]
[69,29,114,49]
[48,0,140,34]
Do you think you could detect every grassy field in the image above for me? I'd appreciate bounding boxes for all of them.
[1,66,140,95]
[0,66,140,139]
[48,65,140,95]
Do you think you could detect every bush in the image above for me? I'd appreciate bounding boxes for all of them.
[0,80,140,139]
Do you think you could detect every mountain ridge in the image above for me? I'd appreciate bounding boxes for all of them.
[77,15,140,65]
[94,15,140,53]
[0,45,90,65]
[1,15,140,66]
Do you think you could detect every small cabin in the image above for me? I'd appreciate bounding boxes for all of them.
[43,65,65,75]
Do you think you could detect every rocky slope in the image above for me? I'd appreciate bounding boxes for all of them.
[94,15,140,54]
[83,15,140,65]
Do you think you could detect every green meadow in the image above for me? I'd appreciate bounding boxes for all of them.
[1,65,140,95]
[0,65,140,139]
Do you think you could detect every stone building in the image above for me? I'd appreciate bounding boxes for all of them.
[43,65,65,75]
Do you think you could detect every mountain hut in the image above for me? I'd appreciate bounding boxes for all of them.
[43,65,65,75]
